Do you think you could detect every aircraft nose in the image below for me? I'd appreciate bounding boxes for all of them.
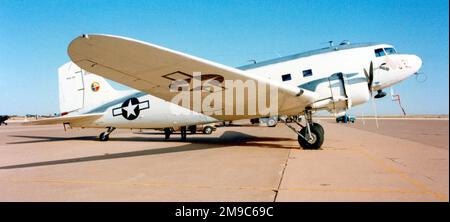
[410,55,422,73]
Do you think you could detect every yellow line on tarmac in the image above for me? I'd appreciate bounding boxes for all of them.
[280,187,431,195]
[6,178,275,191]
[355,147,448,201]
[6,178,444,199]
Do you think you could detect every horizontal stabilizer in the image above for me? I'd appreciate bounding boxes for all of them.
[22,113,103,125]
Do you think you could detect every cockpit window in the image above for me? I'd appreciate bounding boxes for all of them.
[374,48,385,57]
[384,47,397,55]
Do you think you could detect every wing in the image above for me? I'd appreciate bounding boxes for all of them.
[68,34,317,119]
[22,113,103,125]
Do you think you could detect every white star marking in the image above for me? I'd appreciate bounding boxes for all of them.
[122,100,138,118]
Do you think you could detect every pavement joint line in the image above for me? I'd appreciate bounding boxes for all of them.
[355,146,448,201]
[273,147,292,202]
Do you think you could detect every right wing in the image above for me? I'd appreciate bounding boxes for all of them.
[68,34,318,119]
[22,113,103,125]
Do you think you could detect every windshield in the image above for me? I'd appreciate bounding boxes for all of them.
[374,48,385,57]
[384,47,397,55]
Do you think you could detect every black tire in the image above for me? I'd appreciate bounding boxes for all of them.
[180,126,187,141]
[298,124,324,149]
[203,126,213,134]
[188,125,197,134]
[99,132,109,141]
[312,123,324,136]
[164,128,171,140]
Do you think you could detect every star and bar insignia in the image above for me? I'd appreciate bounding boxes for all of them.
[112,97,150,120]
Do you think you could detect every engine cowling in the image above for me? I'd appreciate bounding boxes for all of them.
[310,72,370,114]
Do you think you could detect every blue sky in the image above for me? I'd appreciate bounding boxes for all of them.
[0,0,448,115]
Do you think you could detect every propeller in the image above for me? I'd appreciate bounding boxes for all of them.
[363,61,379,128]
[363,61,374,94]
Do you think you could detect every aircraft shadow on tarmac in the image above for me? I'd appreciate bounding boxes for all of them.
[1,131,297,169]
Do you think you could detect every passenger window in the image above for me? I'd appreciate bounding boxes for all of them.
[384,47,397,55]
[303,69,313,77]
[374,48,385,57]
[282,74,292,81]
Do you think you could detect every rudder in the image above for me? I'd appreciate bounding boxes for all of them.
[58,62,119,115]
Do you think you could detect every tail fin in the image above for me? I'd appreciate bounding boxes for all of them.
[58,62,119,115]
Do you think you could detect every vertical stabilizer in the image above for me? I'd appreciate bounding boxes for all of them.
[58,62,120,115]
[58,62,84,113]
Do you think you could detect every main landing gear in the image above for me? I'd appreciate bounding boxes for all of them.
[163,128,173,140]
[163,127,187,141]
[180,126,187,141]
[99,127,116,141]
[282,111,324,149]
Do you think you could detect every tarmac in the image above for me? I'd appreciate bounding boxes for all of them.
[0,118,448,202]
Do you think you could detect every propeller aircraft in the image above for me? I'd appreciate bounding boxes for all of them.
[25,35,422,149]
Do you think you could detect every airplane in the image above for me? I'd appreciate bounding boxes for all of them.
[0,115,9,126]
[25,34,422,149]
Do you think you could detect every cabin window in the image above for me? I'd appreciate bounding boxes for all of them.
[303,69,313,77]
[282,74,292,81]
[384,47,397,55]
[374,48,385,57]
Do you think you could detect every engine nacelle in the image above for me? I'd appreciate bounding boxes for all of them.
[309,72,370,114]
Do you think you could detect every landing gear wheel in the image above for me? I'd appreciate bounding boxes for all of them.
[312,123,324,135]
[99,132,109,141]
[298,124,324,149]
[164,128,172,140]
[180,126,187,141]
[203,126,213,134]
[188,125,197,134]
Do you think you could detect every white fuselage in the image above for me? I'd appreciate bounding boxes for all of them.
[72,91,219,128]
[239,43,422,114]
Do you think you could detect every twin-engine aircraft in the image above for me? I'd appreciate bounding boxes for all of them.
[26,34,422,149]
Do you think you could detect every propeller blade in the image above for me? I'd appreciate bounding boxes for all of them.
[364,61,374,94]
[368,61,374,90]
[364,68,369,79]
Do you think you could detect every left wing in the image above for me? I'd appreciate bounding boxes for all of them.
[68,34,317,119]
